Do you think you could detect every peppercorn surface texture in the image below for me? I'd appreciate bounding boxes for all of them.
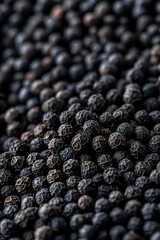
[0,0,160,240]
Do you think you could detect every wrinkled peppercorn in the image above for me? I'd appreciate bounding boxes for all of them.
[0,0,160,239]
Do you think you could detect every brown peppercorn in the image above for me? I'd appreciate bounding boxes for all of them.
[71,133,89,151]
[58,124,74,139]
[34,226,53,240]
[7,121,23,137]
[27,107,41,124]
[51,5,64,19]
[31,80,46,95]
[47,154,61,169]
[4,195,20,207]
[21,131,34,144]
[32,159,47,176]
[4,107,21,124]
[48,137,65,153]
[15,176,31,193]
[108,132,126,150]
[34,123,46,138]
[47,169,63,184]
[9,140,28,156]
[78,195,94,211]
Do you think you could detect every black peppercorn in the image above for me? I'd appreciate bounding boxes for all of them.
[92,135,107,153]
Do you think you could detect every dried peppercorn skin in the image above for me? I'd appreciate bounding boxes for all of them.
[0,0,160,239]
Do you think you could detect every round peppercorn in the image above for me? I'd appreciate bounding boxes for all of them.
[97,154,113,170]
[78,195,94,211]
[21,196,35,210]
[129,140,147,160]
[135,176,151,192]
[0,169,13,186]
[87,94,106,112]
[59,110,75,125]
[15,176,31,193]
[124,186,142,200]
[11,156,25,172]
[9,140,28,156]
[47,154,61,169]
[48,137,64,153]
[109,190,124,206]
[47,169,63,184]
[75,110,97,127]
[149,135,160,153]
[81,161,97,178]
[110,207,127,224]
[4,108,21,124]
[4,195,20,207]
[149,169,160,185]
[49,182,66,197]
[26,152,40,166]
[113,151,129,163]
[0,151,12,169]
[108,132,126,150]
[42,97,63,113]
[103,167,121,185]
[144,188,160,203]
[34,226,53,240]
[32,176,47,192]
[109,225,126,240]
[135,125,150,143]
[59,147,76,162]
[63,159,79,176]
[113,109,129,123]
[35,188,50,205]
[27,107,41,124]
[123,84,142,105]
[0,218,16,238]
[99,111,114,128]
[116,122,133,138]
[83,120,100,137]
[127,217,142,232]
[118,158,133,173]
[63,203,79,219]
[95,198,112,213]
[1,185,15,199]
[106,89,121,105]
[79,224,95,239]
[3,204,18,219]
[154,123,160,135]
[69,214,85,231]
[92,135,107,153]
[71,133,89,152]
[92,212,109,229]
[134,161,152,176]
[124,199,142,217]
[134,109,149,125]
[42,112,59,129]
[78,179,96,195]
[30,138,45,152]
[66,176,80,189]
[32,159,47,176]
[123,171,137,186]
[58,124,74,139]
[64,189,79,203]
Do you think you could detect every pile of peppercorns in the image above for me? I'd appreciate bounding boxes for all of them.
[0,0,160,239]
